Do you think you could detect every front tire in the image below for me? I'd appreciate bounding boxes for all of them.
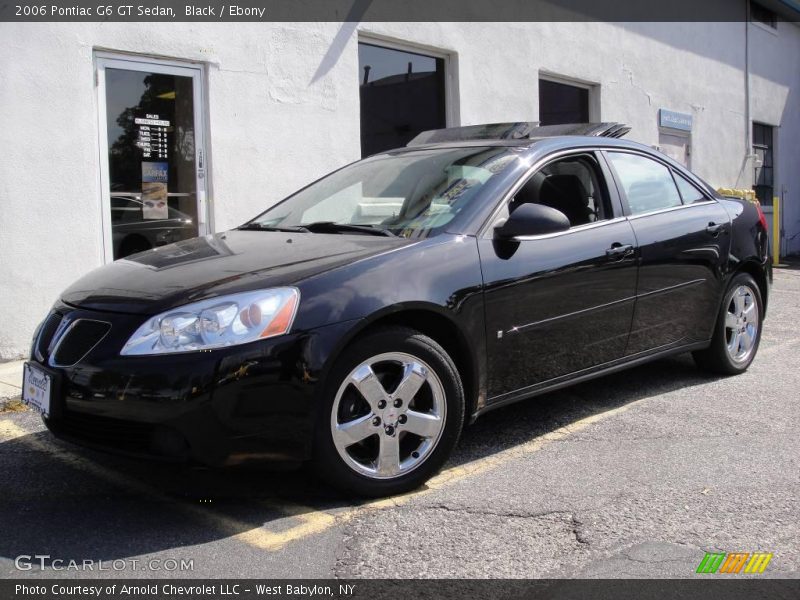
[693,273,763,375]
[313,326,464,497]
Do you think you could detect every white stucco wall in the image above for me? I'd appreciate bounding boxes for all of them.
[0,20,798,358]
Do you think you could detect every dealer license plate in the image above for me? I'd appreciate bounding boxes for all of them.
[22,362,52,417]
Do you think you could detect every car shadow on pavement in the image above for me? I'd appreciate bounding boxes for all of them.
[0,352,718,570]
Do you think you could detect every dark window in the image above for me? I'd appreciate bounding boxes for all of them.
[358,43,446,158]
[538,79,589,126]
[750,1,777,28]
[509,155,609,228]
[673,172,706,204]
[607,152,682,215]
[753,123,774,207]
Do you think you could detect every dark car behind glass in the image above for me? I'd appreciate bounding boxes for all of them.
[111,194,195,258]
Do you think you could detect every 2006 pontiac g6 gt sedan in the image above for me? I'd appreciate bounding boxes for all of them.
[24,123,770,496]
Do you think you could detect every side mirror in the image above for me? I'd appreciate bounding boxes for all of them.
[494,203,570,239]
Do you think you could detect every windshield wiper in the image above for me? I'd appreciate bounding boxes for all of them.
[299,221,397,237]
[238,223,309,233]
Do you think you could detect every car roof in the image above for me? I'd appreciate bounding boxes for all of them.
[383,132,718,198]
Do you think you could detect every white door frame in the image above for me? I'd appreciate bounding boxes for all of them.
[94,52,209,263]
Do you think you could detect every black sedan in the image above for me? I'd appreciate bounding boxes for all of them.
[23,123,771,496]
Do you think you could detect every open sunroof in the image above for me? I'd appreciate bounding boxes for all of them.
[408,122,631,146]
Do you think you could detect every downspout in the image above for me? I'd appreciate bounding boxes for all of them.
[744,0,752,164]
[736,1,754,189]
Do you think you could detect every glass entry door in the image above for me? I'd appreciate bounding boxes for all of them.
[97,55,207,260]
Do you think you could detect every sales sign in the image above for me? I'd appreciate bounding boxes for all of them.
[659,109,693,132]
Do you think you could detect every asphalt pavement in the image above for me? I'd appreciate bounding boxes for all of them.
[1,268,798,579]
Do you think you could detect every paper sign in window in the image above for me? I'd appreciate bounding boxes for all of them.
[142,161,169,220]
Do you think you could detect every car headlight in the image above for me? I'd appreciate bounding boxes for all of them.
[120,288,300,356]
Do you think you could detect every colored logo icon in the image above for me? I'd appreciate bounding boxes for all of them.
[696,552,773,574]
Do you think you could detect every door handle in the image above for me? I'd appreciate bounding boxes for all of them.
[605,243,634,259]
[706,222,723,236]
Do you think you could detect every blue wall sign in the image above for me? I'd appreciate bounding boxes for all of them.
[659,109,693,132]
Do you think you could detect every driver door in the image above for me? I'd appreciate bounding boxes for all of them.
[478,152,638,402]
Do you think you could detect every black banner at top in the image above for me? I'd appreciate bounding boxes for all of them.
[2,0,800,22]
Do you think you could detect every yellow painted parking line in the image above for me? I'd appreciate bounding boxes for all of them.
[0,419,310,545]
[229,508,338,551]
[0,419,30,442]
[0,418,368,551]
[225,398,648,551]
[1,317,796,555]
[0,393,643,552]
[0,419,179,496]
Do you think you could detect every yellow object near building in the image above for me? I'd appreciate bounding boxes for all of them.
[773,196,781,265]
[716,188,781,263]
[716,188,757,202]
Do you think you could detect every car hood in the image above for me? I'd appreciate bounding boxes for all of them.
[61,230,414,315]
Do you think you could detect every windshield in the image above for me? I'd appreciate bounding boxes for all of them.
[249,147,519,238]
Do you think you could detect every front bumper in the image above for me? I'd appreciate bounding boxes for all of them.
[32,302,357,466]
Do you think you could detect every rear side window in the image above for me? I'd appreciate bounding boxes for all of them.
[607,152,682,215]
[673,172,707,204]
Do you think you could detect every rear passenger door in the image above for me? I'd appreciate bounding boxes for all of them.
[604,151,731,355]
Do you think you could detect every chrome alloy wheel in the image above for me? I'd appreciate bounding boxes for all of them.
[725,284,760,364]
[330,352,447,480]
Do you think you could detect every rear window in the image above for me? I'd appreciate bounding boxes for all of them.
[674,172,707,204]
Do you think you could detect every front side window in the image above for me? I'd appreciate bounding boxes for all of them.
[508,154,610,228]
[250,147,518,238]
[358,42,447,157]
[607,152,682,215]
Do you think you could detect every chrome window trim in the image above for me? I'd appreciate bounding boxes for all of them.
[625,200,717,221]
[511,216,628,241]
[49,319,112,368]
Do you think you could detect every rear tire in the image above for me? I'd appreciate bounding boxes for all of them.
[313,326,464,497]
[693,273,763,375]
